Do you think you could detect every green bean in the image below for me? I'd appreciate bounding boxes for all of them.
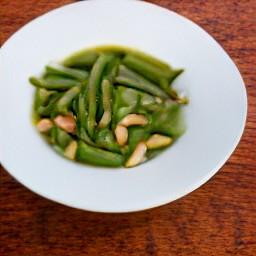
[168,87,180,101]
[77,92,86,127]
[116,106,135,123]
[87,54,114,137]
[34,88,55,110]
[96,96,104,123]
[96,129,121,153]
[117,65,140,80]
[117,86,139,107]
[51,126,73,148]
[75,81,87,118]
[125,126,150,158]
[76,141,124,167]
[168,69,184,84]
[128,49,171,72]
[152,104,185,137]
[117,86,158,109]
[37,93,63,117]
[115,76,168,100]
[76,124,96,146]
[123,54,184,89]
[167,87,188,104]
[45,64,89,81]
[95,46,171,71]
[116,65,169,99]
[34,89,42,110]
[92,45,126,57]
[111,88,119,129]
[63,50,98,68]
[111,86,144,124]
[104,59,120,82]
[29,76,80,90]
[123,54,171,83]
[72,97,79,116]
[94,61,117,124]
[117,94,141,122]
[98,79,113,129]
[56,86,80,114]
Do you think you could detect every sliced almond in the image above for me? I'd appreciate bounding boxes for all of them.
[125,141,147,168]
[37,119,53,133]
[119,114,148,127]
[115,125,128,146]
[54,115,76,134]
[146,134,173,149]
[64,140,78,160]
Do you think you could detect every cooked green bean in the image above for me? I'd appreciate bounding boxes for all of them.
[76,140,124,167]
[77,92,86,127]
[123,54,171,83]
[37,93,63,117]
[76,124,96,146]
[117,86,161,111]
[56,86,80,114]
[34,88,56,109]
[98,79,113,129]
[51,126,73,148]
[46,64,89,81]
[167,87,189,104]
[96,129,121,153]
[87,54,114,137]
[116,65,169,99]
[72,97,79,116]
[127,49,171,72]
[123,54,184,86]
[63,50,98,68]
[115,76,169,99]
[152,104,185,137]
[30,45,187,168]
[125,126,151,158]
[30,76,80,90]
[104,59,120,82]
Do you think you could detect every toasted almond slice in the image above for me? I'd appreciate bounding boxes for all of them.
[125,141,147,168]
[64,141,78,160]
[119,114,148,127]
[54,115,76,134]
[146,134,173,149]
[115,125,128,146]
[37,119,53,132]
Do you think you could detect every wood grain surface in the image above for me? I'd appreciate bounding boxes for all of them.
[1,1,256,255]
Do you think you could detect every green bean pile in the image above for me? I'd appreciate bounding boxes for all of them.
[30,46,188,168]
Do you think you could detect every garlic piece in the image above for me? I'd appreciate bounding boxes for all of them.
[146,134,173,149]
[54,115,76,134]
[37,119,53,132]
[115,125,128,146]
[125,142,147,168]
[119,114,148,127]
[64,141,78,160]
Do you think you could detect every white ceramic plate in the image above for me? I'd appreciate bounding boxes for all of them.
[0,0,247,212]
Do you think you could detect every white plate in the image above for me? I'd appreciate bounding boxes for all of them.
[0,0,247,212]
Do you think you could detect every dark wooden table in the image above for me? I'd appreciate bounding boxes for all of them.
[1,1,255,255]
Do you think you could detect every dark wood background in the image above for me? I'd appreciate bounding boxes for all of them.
[1,1,255,255]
